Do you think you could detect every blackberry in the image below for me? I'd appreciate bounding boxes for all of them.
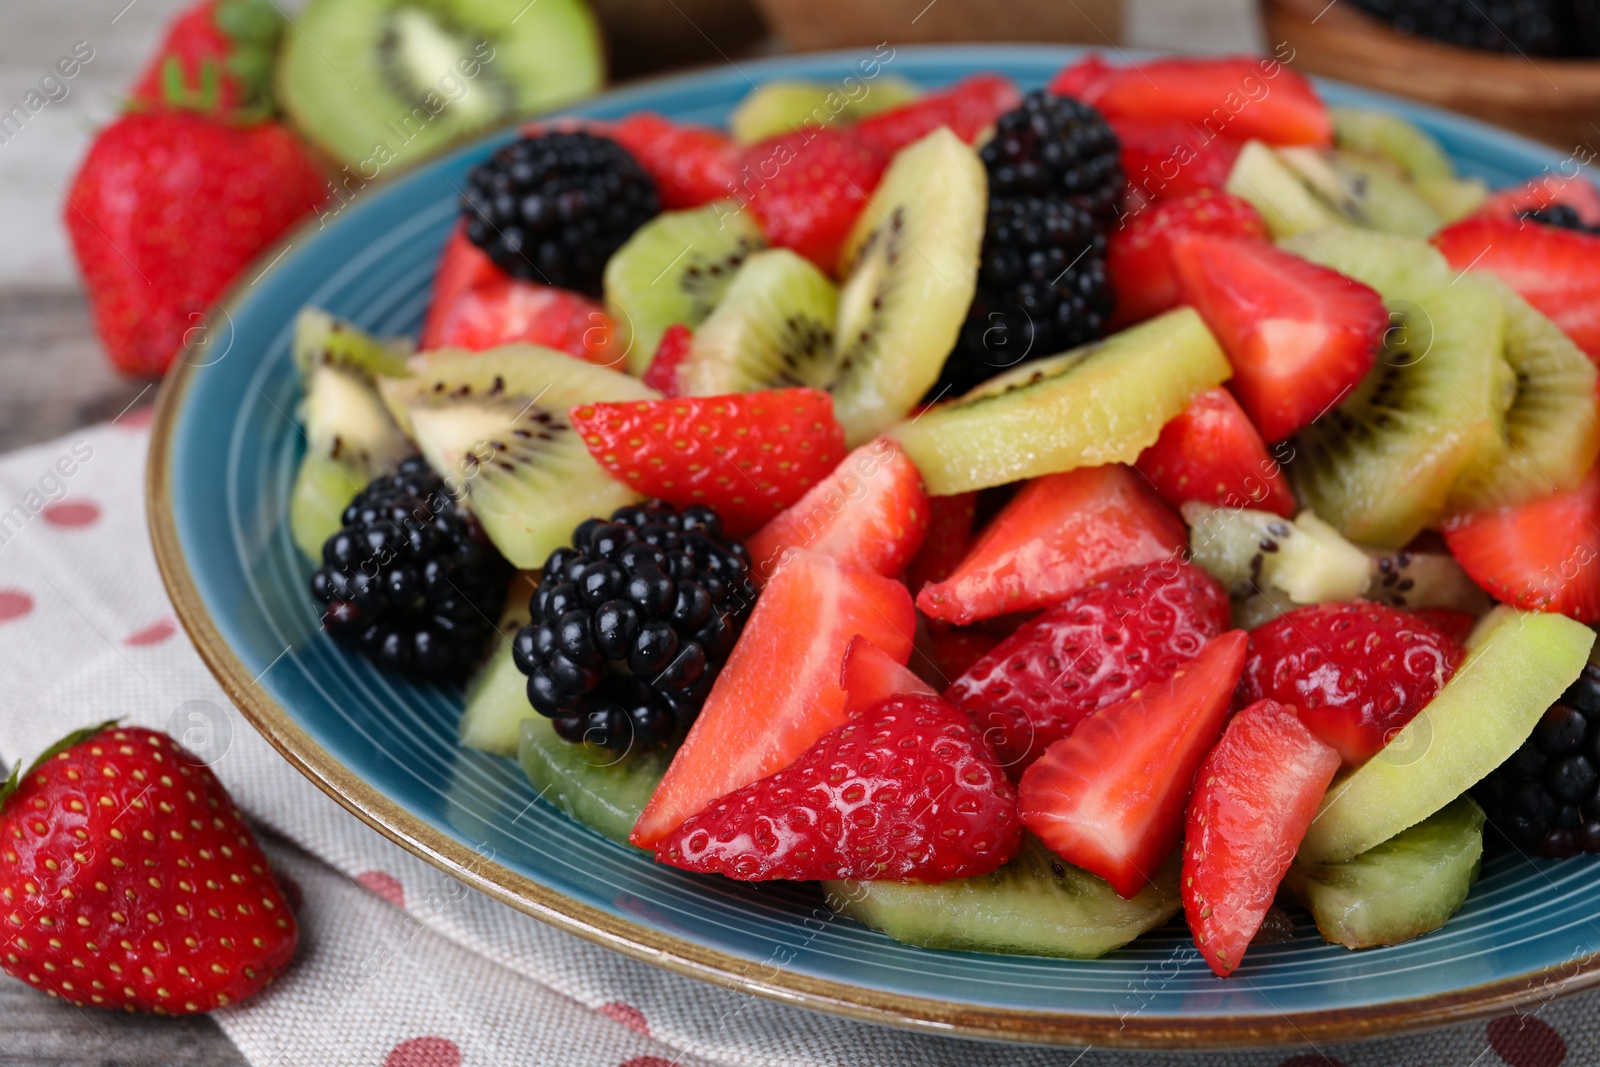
[310,458,513,678]
[980,90,1123,224]
[1349,0,1579,56]
[460,130,660,297]
[513,501,758,750]
[1520,205,1600,235]
[1475,663,1600,858]
[935,197,1113,398]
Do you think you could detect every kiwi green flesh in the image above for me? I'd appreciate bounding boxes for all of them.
[518,716,676,846]
[826,835,1180,959]
[1182,504,1370,605]
[604,201,768,375]
[1365,549,1493,614]
[1331,107,1456,183]
[293,307,412,380]
[892,307,1232,495]
[277,0,602,171]
[678,248,840,396]
[831,128,987,446]
[1282,236,1507,549]
[1447,280,1600,513]
[1301,607,1594,864]
[728,76,920,143]
[1226,140,1345,239]
[1277,148,1443,238]
[390,345,655,568]
[1287,798,1483,950]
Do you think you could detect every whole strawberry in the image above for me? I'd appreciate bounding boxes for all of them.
[65,111,326,376]
[129,0,284,118]
[1,724,297,1013]
[947,559,1230,776]
[657,693,1021,882]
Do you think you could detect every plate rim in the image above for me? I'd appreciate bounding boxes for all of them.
[145,42,1600,1049]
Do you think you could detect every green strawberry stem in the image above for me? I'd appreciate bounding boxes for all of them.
[0,719,120,811]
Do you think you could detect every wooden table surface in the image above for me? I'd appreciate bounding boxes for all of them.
[0,1,1256,1062]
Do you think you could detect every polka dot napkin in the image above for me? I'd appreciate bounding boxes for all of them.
[0,418,1591,1067]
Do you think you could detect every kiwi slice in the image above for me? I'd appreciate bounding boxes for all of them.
[458,571,539,754]
[1415,176,1490,224]
[1331,107,1455,183]
[1365,548,1493,614]
[827,835,1179,960]
[603,201,767,375]
[277,0,603,171]
[891,307,1231,495]
[1287,797,1484,950]
[728,76,920,143]
[1301,607,1593,864]
[1447,279,1600,512]
[830,128,987,446]
[288,309,413,559]
[380,344,656,568]
[1226,140,1345,239]
[1281,231,1509,549]
[1183,504,1372,605]
[518,715,677,846]
[1277,148,1443,238]
[677,248,840,395]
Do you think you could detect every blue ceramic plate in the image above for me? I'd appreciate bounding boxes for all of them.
[148,45,1600,1048]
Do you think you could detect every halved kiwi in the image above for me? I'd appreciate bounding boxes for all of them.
[890,307,1232,495]
[277,0,603,171]
[728,76,920,143]
[676,248,839,395]
[830,127,987,445]
[1447,278,1600,512]
[603,201,768,375]
[1226,140,1344,239]
[380,345,656,567]
[1183,504,1371,605]
[288,309,413,559]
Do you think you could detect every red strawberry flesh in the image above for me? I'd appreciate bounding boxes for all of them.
[1135,386,1295,517]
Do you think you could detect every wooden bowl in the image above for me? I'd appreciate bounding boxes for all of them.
[1262,0,1600,148]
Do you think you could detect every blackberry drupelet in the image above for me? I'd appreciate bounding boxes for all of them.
[935,91,1119,400]
[1475,663,1600,858]
[460,130,660,297]
[513,501,758,750]
[980,90,1123,223]
[1520,205,1600,235]
[1349,0,1580,56]
[311,458,513,678]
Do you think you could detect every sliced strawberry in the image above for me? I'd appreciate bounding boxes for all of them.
[1240,601,1463,765]
[1106,190,1267,327]
[640,322,693,397]
[926,625,1007,682]
[737,128,886,273]
[1135,387,1295,517]
[1183,699,1341,976]
[916,465,1186,626]
[656,693,1020,882]
[631,551,916,847]
[745,438,929,583]
[609,112,739,210]
[1478,177,1600,227]
[850,74,1023,157]
[1050,55,1332,146]
[1171,232,1387,443]
[1433,215,1600,364]
[1442,463,1600,623]
[949,559,1230,776]
[903,492,979,595]
[569,389,846,537]
[1412,607,1478,645]
[841,634,936,717]
[1114,121,1245,204]
[1019,630,1248,898]
[421,224,503,349]
[426,275,616,363]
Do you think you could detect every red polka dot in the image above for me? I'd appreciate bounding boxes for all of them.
[0,590,34,623]
[384,1037,460,1067]
[1279,1057,1346,1067]
[41,501,100,528]
[1489,1014,1567,1067]
[357,870,406,909]
[600,1001,650,1036]
[619,1059,675,1067]
[116,406,155,430]
[125,619,176,646]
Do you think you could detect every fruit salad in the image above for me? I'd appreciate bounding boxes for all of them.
[288,56,1600,978]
